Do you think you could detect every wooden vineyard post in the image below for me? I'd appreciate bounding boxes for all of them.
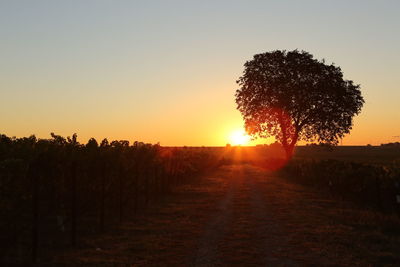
[155,165,162,200]
[118,166,124,224]
[100,168,105,232]
[133,171,139,215]
[144,168,150,207]
[375,175,383,211]
[31,169,39,264]
[70,161,77,246]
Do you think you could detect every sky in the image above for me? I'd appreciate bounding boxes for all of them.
[1,0,399,146]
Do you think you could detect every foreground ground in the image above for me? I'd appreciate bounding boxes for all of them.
[53,164,400,266]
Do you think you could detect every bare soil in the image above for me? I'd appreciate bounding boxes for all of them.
[51,164,400,266]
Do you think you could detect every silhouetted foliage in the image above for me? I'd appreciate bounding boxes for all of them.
[236,50,364,159]
[381,142,400,147]
[0,133,222,264]
[282,159,400,213]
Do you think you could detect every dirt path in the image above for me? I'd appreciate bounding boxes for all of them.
[53,164,400,266]
[193,166,235,266]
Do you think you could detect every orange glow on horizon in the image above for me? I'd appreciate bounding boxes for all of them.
[228,129,251,146]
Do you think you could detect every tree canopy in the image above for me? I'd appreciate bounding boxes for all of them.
[235,50,364,159]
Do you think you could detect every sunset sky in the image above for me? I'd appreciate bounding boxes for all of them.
[1,1,399,146]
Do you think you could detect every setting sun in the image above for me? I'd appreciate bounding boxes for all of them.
[228,129,251,146]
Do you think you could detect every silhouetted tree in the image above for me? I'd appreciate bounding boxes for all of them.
[235,50,364,159]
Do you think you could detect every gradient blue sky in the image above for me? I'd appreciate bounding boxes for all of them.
[1,0,399,145]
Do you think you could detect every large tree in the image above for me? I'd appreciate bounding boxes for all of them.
[235,50,364,159]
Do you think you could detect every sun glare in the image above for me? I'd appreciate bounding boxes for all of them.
[228,129,251,146]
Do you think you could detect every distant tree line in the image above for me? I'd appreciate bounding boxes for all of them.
[0,133,222,264]
[381,142,400,147]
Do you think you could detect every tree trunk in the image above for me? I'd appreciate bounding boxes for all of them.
[284,145,295,161]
